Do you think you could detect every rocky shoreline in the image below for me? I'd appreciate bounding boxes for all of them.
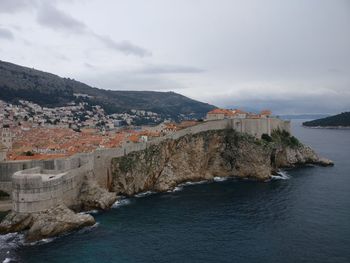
[110,129,333,195]
[0,129,333,242]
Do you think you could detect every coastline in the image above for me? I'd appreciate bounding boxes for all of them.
[0,125,333,242]
[302,125,350,129]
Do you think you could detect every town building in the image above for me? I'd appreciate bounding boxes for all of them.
[206,109,234,120]
[0,142,7,161]
[1,124,12,149]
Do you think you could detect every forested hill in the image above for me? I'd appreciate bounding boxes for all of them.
[303,112,350,127]
[0,60,215,120]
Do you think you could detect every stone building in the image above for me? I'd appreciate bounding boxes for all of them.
[1,124,12,149]
[206,109,234,120]
[0,142,7,161]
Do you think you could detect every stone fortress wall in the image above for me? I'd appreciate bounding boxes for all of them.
[0,118,290,213]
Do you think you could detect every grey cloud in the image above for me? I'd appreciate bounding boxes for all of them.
[80,71,186,92]
[218,92,350,115]
[0,0,37,13]
[84,62,96,69]
[139,64,204,74]
[36,3,87,34]
[1,0,150,57]
[35,3,150,57]
[0,28,14,40]
[95,35,151,57]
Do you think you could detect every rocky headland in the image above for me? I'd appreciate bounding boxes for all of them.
[110,129,333,196]
[0,128,333,241]
[0,178,117,242]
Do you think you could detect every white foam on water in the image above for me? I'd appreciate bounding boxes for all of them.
[271,170,290,180]
[25,236,57,246]
[77,222,100,234]
[112,198,131,208]
[167,186,183,193]
[135,191,156,198]
[2,257,15,263]
[213,177,228,182]
[0,232,24,249]
[179,180,208,187]
[79,209,99,215]
[0,233,24,263]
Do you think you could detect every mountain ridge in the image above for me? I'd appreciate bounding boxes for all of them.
[0,60,215,121]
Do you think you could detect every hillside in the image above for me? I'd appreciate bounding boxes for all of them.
[303,112,350,127]
[0,60,215,121]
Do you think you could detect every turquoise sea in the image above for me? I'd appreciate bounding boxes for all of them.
[1,120,349,263]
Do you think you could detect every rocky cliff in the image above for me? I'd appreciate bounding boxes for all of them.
[110,129,333,195]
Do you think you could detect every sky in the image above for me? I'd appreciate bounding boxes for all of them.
[0,0,349,114]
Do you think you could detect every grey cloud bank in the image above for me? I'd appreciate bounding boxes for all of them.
[0,28,14,40]
[0,0,349,114]
[37,3,87,34]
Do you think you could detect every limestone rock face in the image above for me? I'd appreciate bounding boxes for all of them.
[0,212,32,234]
[274,145,334,167]
[79,180,117,211]
[110,129,333,196]
[27,205,95,242]
[0,204,95,242]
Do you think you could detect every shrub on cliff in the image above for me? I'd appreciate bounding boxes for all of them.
[271,129,301,148]
[261,133,272,142]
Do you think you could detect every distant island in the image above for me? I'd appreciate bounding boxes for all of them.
[303,112,350,128]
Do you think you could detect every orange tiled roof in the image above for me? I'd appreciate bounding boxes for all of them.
[232,109,247,114]
[128,134,140,143]
[207,109,234,116]
[260,109,272,115]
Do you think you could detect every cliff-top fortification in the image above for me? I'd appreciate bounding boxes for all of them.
[0,118,333,241]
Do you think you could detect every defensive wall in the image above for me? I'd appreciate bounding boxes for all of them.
[12,161,93,213]
[0,118,290,212]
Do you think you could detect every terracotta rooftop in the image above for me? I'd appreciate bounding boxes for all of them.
[207,109,234,116]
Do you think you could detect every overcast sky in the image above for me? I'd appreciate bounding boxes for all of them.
[0,0,349,114]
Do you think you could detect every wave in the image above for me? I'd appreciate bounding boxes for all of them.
[77,222,99,234]
[112,198,131,208]
[0,232,24,263]
[179,180,208,187]
[213,176,228,182]
[26,236,57,246]
[169,178,229,192]
[0,232,24,249]
[271,170,290,180]
[79,209,99,215]
[167,186,183,193]
[134,191,156,198]
[3,258,16,263]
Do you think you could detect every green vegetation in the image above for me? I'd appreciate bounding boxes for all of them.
[0,60,215,121]
[116,157,136,173]
[303,112,350,127]
[271,129,301,148]
[261,133,272,142]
